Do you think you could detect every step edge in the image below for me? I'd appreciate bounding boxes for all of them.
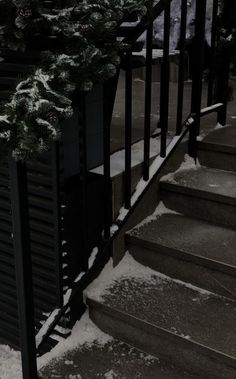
[160,181,236,206]
[87,298,236,369]
[197,141,236,155]
[125,233,236,277]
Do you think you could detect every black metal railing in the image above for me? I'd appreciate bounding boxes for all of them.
[0,0,232,378]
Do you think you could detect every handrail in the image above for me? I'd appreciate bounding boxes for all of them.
[123,0,172,45]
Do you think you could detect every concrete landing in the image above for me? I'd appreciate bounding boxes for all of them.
[86,254,236,379]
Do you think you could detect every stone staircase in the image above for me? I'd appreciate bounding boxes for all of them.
[40,125,236,378]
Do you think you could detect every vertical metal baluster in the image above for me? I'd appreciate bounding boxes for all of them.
[190,0,207,135]
[52,141,63,307]
[207,0,218,106]
[102,71,119,239]
[215,0,231,126]
[176,0,188,135]
[78,93,89,270]
[9,158,38,379]
[160,4,171,157]
[143,23,153,182]
[103,83,111,240]
[189,0,207,159]
[125,49,132,209]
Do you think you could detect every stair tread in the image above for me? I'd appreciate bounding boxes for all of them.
[86,254,236,361]
[198,126,236,154]
[40,314,200,379]
[127,211,236,270]
[160,166,236,204]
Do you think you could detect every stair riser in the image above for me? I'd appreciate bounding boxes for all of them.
[127,243,236,300]
[161,190,236,228]
[198,150,236,173]
[88,301,236,379]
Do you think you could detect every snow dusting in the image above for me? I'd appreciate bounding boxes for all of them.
[104,369,118,378]
[130,201,179,231]
[0,345,22,379]
[90,136,170,177]
[85,252,212,304]
[160,154,200,183]
[38,312,113,370]
[36,308,61,348]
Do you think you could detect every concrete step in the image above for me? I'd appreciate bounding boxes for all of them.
[126,209,236,299]
[160,166,236,228]
[198,126,236,172]
[85,254,236,379]
[40,313,201,379]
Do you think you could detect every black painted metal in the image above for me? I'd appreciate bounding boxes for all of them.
[207,0,218,106]
[189,0,207,158]
[78,93,89,270]
[36,125,191,353]
[101,72,120,240]
[103,114,112,239]
[160,4,171,157]
[9,159,38,379]
[190,0,207,134]
[143,23,153,182]
[176,0,188,135]
[124,50,133,209]
[51,142,63,307]
[123,0,172,45]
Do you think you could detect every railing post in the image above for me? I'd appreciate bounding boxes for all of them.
[215,0,234,125]
[143,22,153,181]
[124,49,133,209]
[9,158,38,379]
[160,3,171,158]
[214,40,231,126]
[176,0,188,135]
[103,77,115,240]
[189,0,206,158]
[52,141,63,307]
[207,0,219,106]
[190,0,206,133]
[78,92,89,270]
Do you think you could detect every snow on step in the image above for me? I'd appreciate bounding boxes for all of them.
[126,201,236,299]
[85,253,236,360]
[127,205,236,268]
[160,165,236,203]
[39,311,199,379]
[159,157,236,228]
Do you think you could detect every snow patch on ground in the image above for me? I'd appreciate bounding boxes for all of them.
[38,312,113,370]
[0,345,22,379]
[104,369,118,378]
